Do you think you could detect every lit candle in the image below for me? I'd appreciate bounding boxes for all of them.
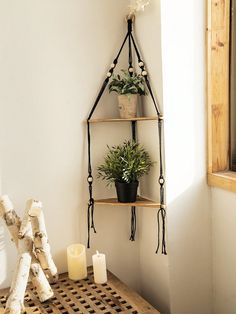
[67,244,87,280]
[92,251,107,284]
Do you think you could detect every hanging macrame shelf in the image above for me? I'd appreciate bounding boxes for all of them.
[86,17,167,255]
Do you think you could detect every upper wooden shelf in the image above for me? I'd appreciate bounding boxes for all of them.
[88,116,158,123]
[94,196,161,208]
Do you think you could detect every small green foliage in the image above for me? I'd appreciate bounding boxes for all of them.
[97,140,153,185]
[108,70,147,95]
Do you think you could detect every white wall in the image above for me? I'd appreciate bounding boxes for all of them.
[0,1,217,314]
[134,2,171,314]
[127,1,213,313]
[0,0,141,291]
[161,0,213,313]
[135,1,236,313]
[212,188,236,314]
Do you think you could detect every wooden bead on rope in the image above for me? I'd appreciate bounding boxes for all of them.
[87,176,93,183]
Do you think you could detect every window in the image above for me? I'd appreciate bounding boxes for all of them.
[231,0,236,170]
[207,0,236,192]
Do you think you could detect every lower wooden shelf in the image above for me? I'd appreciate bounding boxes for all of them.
[88,116,159,123]
[0,267,160,314]
[94,196,161,208]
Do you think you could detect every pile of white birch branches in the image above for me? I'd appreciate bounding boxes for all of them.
[0,195,58,314]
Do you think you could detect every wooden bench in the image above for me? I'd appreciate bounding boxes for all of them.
[0,267,160,314]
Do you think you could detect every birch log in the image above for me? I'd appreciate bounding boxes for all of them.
[30,258,54,302]
[0,196,21,247]
[4,232,32,314]
[0,196,54,303]
[29,201,58,282]
[18,199,55,301]
[18,199,35,240]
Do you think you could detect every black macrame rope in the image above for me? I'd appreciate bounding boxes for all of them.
[130,120,137,241]
[88,32,129,121]
[128,19,133,76]
[130,31,167,254]
[130,33,161,116]
[128,20,137,242]
[156,117,167,254]
[86,27,130,249]
[128,35,133,74]
[130,206,137,241]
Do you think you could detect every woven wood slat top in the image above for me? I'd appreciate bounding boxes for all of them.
[0,267,160,314]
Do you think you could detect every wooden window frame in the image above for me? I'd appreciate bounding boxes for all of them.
[207,0,236,192]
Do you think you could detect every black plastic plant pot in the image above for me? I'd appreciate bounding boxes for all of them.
[115,181,139,203]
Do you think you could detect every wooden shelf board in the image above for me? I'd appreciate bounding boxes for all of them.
[88,116,158,123]
[94,196,161,208]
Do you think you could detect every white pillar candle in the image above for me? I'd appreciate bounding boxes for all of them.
[67,244,87,280]
[92,251,107,284]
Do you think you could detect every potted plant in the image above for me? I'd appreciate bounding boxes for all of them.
[97,140,153,202]
[108,70,147,119]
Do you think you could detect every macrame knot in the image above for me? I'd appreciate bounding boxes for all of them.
[88,198,96,233]
[127,18,133,34]
[88,198,94,207]
[87,197,96,249]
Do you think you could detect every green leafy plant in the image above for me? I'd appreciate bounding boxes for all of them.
[108,70,146,95]
[97,140,153,185]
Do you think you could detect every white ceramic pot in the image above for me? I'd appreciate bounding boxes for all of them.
[117,94,138,118]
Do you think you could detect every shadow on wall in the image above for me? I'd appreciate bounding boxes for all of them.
[0,221,7,287]
[166,178,212,314]
[139,178,211,314]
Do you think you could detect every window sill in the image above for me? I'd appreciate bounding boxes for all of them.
[208,171,236,193]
